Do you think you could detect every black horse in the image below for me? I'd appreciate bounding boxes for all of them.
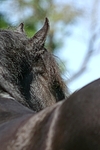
[0,19,100,150]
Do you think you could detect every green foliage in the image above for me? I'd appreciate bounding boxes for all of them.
[0,14,10,28]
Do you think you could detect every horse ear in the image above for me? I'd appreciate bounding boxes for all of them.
[30,18,49,47]
[16,23,24,33]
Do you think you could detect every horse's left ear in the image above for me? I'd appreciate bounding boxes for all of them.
[16,23,25,33]
[30,18,49,47]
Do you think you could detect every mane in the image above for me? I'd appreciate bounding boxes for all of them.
[0,18,67,112]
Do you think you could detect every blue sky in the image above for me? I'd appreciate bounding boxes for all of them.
[54,0,100,93]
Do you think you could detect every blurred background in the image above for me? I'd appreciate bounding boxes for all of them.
[0,0,100,94]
